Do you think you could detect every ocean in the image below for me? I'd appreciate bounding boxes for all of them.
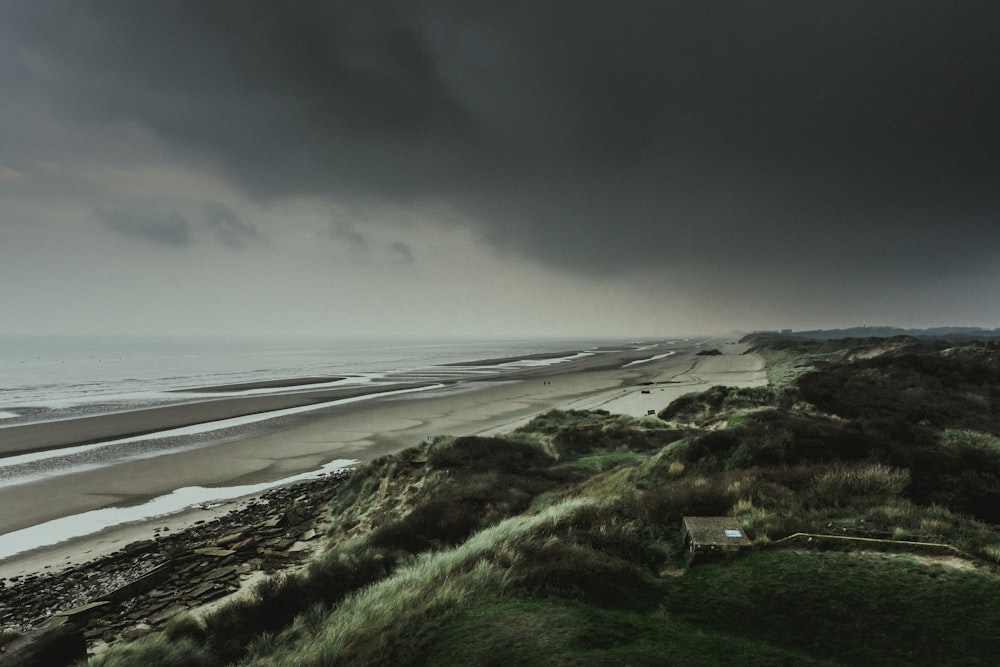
[0,334,607,424]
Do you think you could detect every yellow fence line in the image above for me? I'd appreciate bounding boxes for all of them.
[771,532,970,557]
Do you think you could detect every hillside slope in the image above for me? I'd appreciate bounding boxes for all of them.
[88,336,1000,666]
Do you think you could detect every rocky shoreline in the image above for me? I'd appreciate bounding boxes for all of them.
[0,469,349,661]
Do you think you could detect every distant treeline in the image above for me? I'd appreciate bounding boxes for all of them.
[757,326,1000,341]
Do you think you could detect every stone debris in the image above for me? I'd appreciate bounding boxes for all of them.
[192,547,236,558]
[231,537,257,552]
[121,540,157,557]
[0,470,349,662]
[216,532,246,547]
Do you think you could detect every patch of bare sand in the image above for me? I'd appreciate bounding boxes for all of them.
[594,346,767,418]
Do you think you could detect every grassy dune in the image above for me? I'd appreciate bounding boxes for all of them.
[91,336,1000,666]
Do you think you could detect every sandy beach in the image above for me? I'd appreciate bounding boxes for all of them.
[0,340,765,579]
[0,381,436,457]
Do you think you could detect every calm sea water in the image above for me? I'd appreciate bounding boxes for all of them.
[0,334,605,423]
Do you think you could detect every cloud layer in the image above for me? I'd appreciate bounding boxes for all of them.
[2,2,998,335]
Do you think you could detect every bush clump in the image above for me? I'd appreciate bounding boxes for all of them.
[797,343,1000,433]
[199,547,393,663]
[810,464,910,507]
[517,409,611,435]
[427,436,554,474]
[680,411,876,470]
[369,499,483,553]
[659,385,790,423]
[638,475,740,528]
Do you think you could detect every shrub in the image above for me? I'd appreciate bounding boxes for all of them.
[797,344,1000,433]
[551,423,685,460]
[638,476,738,529]
[200,547,393,663]
[885,426,1000,522]
[368,499,482,553]
[567,451,644,472]
[940,429,1000,452]
[202,574,306,662]
[680,411,876,470]
[249,505,609,667]
[500,430,556,458]
[757,464,839,491]
[517,409,610,434]
[659,385,789,423]
[810,464,910,508]
[427,436,553,474]
[983,544,1000,564]
[162,614,205,644]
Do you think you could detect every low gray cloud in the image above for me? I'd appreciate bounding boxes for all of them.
[203,202,260,248]
[328,220,415,265]
[98,209,192,248]
[386,241,414,265]
[328,220,370,253]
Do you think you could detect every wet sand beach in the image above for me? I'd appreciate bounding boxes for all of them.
[0,382,437,457]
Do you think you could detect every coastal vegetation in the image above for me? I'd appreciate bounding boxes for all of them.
[89,335,1000,666]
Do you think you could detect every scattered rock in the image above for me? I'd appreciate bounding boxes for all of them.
[192,548,235,558]
[51,602,111,625]
[122,540,157,557]
[231,537,257,552]
[284,504,307,526]
[216,532,246,547]
[97,564,173,604]
[202,566,235,582]
[0,470,350,655]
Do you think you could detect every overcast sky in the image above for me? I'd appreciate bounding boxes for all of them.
[2,2,998,338]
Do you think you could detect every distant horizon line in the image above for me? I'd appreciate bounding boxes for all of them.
[3,324,999,341]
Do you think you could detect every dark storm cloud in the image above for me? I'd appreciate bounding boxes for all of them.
[98,209,192,247]
[5,2,1000,283]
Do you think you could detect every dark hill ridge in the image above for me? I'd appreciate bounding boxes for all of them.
[748,325,1000,341]
[6,335,1000,666]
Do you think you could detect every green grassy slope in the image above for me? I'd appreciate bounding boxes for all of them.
[90,336,1000,666]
